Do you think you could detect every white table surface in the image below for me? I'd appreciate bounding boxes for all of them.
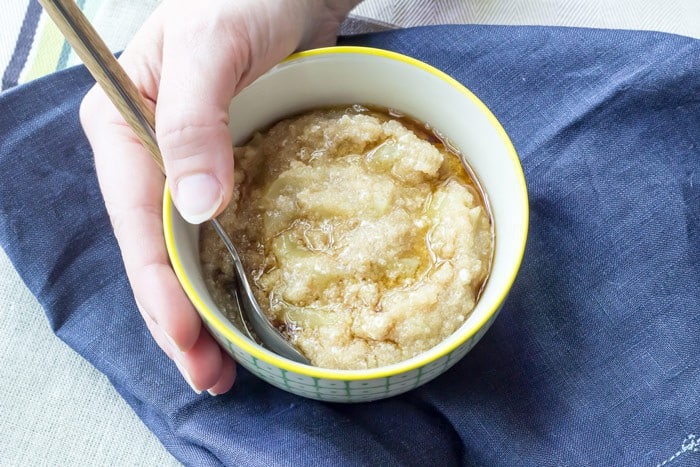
[1,1,698,465]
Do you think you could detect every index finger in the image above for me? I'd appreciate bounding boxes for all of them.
[80,87,203,353]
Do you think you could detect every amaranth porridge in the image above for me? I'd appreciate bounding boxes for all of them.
[199,106,492,369]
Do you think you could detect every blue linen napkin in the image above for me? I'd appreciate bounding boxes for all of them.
[1,25,699,466]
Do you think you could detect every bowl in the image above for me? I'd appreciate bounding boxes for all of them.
[163,46,528,402]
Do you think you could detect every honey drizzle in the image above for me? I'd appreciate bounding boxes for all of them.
[240,105,495,333]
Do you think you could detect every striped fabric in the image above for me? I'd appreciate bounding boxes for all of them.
[1,0,100,90]
[0,0,157,91]
[1,0,39,89]
[1,0,699,92]
[352,0,700,37]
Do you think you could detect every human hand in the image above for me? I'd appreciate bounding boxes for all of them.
[80,0,358,394]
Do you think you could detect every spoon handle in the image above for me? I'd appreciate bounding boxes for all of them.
[37,0,164,172]
[39,0,311,365]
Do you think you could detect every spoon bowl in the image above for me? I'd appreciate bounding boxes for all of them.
[209,219,309,363]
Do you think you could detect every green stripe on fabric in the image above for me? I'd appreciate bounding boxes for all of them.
[23,14,64,82]
[24,0,105,81]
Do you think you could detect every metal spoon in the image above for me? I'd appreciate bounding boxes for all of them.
[39,0,310,365]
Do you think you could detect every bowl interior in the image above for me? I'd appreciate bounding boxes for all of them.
[165,47,528,379]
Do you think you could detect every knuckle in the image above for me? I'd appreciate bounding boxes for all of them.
[156,120,227,164]
[106,201,161,251]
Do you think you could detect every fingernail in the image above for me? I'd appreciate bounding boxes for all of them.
[175,173,223,224]
[207,389,218,396]
[175,360,202,394]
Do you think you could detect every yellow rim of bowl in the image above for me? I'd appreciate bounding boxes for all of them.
[163,45,529,381]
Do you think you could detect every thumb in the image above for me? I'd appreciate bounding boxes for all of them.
[155,11,251,224]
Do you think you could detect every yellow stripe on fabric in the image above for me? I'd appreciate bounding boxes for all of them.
[23,13,64,83]
[21,0,106,82]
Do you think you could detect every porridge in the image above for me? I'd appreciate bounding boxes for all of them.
[199,106,493,370]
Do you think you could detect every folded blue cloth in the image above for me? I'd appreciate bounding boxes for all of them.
[1,25,699,466]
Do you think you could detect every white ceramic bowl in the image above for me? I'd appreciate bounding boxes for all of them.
[164,46,528,402]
